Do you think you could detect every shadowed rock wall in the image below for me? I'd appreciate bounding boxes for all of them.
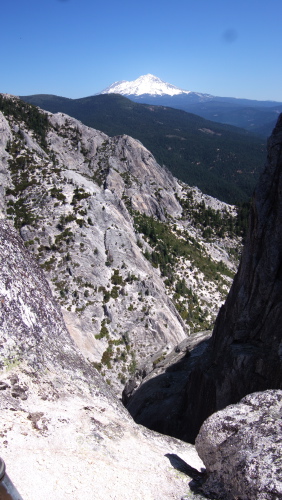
[127,115,282,443]
[179,114,282,441]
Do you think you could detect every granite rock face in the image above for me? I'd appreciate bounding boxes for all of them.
[195,390,282,500]
[0,94,240,394]
[0,219,207,500]
[0,218,114,398]
[127,114,282,442]
[181,114,282,440]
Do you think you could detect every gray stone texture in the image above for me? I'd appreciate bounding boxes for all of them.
[196,390,282,500]
[0,95,239,395]
[0,220,205,500]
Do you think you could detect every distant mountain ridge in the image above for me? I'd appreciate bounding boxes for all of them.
[100,73,282,107]
[100,74,282,136]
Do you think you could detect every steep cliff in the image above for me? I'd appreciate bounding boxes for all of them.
[127,114,282,442]
[183,113,282,439]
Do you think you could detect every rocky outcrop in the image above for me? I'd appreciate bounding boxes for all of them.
[0,219,207,499]
[195,390,282,500]
[127,114,282,442]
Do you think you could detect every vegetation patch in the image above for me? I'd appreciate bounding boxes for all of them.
[71,186,91,206]
[134,211,231,282]
[95,320,110,340]
[6,197,37,229]
[0,95,49,149]
[50,187,66,202]
[176,192,250,239]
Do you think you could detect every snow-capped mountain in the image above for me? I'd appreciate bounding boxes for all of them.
[101,73,211,98]
[99,74,282,136]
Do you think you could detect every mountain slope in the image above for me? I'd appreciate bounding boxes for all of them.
[100,74,281,107]
[20,93,266,204]
[0,93,241,395]
[133,95,282,136]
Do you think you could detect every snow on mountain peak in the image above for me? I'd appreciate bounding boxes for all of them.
[100,74,191,97]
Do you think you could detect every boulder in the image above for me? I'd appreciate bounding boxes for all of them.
[195,390,282,500]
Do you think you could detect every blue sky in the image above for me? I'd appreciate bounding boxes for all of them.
[1,0,282,101]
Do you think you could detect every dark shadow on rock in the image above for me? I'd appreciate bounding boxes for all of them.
[125,336,212,443]
[165,453,205,479]
[165,453,208,496]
